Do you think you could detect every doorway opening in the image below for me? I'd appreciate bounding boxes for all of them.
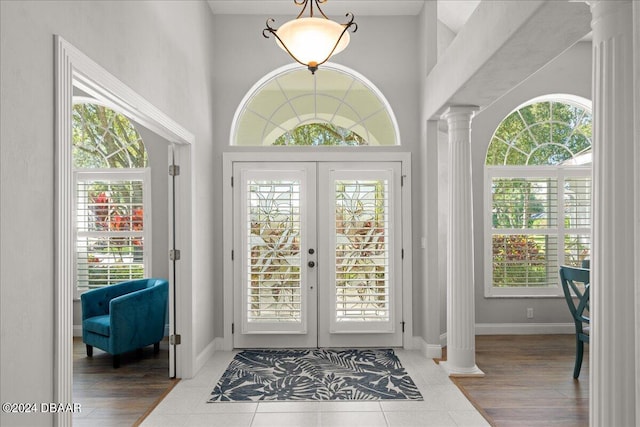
[55,36,194,425]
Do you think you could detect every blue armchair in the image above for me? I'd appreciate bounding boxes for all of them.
[81,278,168,368]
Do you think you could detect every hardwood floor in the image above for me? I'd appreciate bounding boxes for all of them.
[72,337,178,427]
[450,334,589,427]
[72,334,588,426]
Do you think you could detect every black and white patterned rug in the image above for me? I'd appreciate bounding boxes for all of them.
[208,348,423,402]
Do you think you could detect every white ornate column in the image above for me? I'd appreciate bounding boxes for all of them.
[588,1,636,425]
[440,106,483,377]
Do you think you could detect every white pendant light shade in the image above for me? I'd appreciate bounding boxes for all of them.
[276,17,350,69]
[263,0,357,74]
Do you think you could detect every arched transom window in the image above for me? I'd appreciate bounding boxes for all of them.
[73,102,148,168]
[486,98,592,166]
[484,96,592,297]
[231,64,400,146]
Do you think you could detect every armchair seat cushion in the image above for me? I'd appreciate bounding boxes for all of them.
[83,315,111,337]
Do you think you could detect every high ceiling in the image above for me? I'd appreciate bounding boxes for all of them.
[206,1,480,34]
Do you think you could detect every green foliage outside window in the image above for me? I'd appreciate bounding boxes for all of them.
[73,103,147,168]
[486,101,591,166]
[274,122,366,146]
[73,103,148,289]
[487,100,592,289]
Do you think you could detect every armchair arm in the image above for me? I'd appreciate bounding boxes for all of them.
[109,281,168,354]
[80,279,150,320]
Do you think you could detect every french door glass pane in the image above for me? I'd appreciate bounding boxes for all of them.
[334,179,390,323]
[246,180,302,323]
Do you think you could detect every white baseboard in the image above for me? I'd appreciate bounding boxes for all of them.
[195,339,217,375]
[437,323,573,348]
[213,337,225,352]
[412,336,443,359]
[475,322,574,335]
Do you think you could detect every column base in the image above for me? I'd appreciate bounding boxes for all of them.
[439,360,485,377]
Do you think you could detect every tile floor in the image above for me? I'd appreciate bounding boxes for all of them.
[141,350,490,427]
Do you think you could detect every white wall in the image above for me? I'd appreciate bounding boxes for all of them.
[469,42,593,328]
[0,1,217,425]
[210,14,422,338]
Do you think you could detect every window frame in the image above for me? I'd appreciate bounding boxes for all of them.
[73,168,152,298]
[484,165,591,297]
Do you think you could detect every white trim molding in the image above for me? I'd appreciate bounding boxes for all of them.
[475,323,574,335]
[413,336,443,359]
[437,323,575,349]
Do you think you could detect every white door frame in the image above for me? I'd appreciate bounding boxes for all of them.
[222,151,413,351]
[55,36,195,426]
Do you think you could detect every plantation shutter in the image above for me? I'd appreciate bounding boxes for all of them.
[563,177,591,267]
[486,168,591,296]
[490,176,559,288]
[74,170,150,294]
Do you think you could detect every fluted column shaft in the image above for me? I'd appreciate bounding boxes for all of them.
[440,106,483,376]
[588,1,636,425]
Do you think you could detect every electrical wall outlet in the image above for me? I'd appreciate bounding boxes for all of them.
[527,307,534,319]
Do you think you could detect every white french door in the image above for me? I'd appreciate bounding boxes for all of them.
[233,162,403,348]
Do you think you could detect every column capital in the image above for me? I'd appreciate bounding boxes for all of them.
[586,0,632,33]
[441,106,480,135]
[441,105,480,122]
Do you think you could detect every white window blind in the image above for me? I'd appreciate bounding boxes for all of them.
[74,170,150,295]
[485,168,591,297]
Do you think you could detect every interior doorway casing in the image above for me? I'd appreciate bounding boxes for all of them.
[55,36,194,426]
[222,151,413,351]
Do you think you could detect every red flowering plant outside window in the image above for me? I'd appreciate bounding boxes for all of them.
[90,190,144,258]
[76,179,147,289]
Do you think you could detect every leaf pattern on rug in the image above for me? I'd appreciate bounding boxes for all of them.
[208,349,423,402]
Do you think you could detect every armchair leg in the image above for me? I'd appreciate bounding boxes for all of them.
[573,339,584,379]
[86,345,93,357]
[154,342,160,354]
[113,354,121,369]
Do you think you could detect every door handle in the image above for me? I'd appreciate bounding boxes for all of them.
[308,261,315,268]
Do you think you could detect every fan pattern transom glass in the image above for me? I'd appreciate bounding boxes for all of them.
[485,99,592,166]
[232,64,399,146]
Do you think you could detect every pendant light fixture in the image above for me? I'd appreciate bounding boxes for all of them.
[263,0,357,74]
